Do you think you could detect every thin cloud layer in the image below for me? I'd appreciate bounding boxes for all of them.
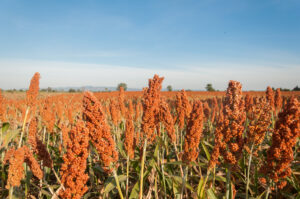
[0,59,298,91]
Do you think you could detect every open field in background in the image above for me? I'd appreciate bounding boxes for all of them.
[0,73,299,199]
[3,90,300,100]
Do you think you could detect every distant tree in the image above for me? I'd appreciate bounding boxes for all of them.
[117,83,127,91]
[167,85,173,91]
[293,86,300,91]
[47,87,56,92]
[68,88,76,93]
[205,83,215,91]
[280,88,290,91]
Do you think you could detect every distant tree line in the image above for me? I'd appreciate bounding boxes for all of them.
[272,86,300,91]
[3,84,300,93]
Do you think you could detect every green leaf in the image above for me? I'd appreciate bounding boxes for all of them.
[117,140,127,159]
[207,188,218,199]
[201,141,211,161]
[169,175,194,192]
[2,122,10,133]
[197,176,204,198]
[256,190,266,199]
[2,129,19,147]
[129,181,139,199]
[154,142,160,159]
[214,175,226,182]
[172,177,180,197]
[163,161,184,166]
[41,189,52,197]
[104,175,126,194]
[203,141,214,148]
[287,174,300,192]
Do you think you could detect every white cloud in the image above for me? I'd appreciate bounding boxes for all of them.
[0,59,298,90]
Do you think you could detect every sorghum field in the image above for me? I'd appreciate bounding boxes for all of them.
[0,73,299,199]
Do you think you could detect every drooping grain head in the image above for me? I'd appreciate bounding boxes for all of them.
[244,97,272,154]
[41,97,55,133]
[209,80,246,169]
[141,74,164,143]
[266,86,275,111]
[26,72,40,107]
[110,98,121,126]
[118,86,126,117]
[124,108,135,159]
[183,100,204,163]
[274,88,282,112]
[176,89,192,130]
[159,99,176,143]
[83,91,118,172]
[28,118,53,168]
[60,120,89,199]
[5,146,43,189]
[260,97,300,189]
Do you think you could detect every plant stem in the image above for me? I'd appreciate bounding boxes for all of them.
[139,139,147,199]
[126,155,129,199]
[161,146,167,199]
[1,153,5,197]
[180,166,189,199]
[226,165,231,199]
[47,130,50,151]
[200,170,210,198]
[213,167,216,188]
[9,187,13,199]
[265,187,270,199]
[180,129,183,152]
[25,164,29,197]
[246,144,254,199]
[113,169,124,199]
[174,144,184,177]
[18,107,29,148]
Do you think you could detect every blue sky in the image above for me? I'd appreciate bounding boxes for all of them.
[0,0,299,90]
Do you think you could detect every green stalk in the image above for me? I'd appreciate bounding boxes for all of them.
[180,129,183,152]
[113,169,124,199]
[213,167,216,188]
[13,107,29,199]
[1,153,5,197]
[126,155,130,199]
[246,144,254,199]
[43,127,46,143]
[180,166,189,199]
[25,164,29,197]
[139,139,147,199]
[47,130,50,151]
[9,187,13,199]
[161,146,167,199]
[39,160,44,198]
[174,144,184,177]
[88,153,95,187]
[226,165,232,199]
[265,187,270,199]
[18,107,29,148]
[160,128,167,199]
[154,175,158,199]
[200,170,210,198]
